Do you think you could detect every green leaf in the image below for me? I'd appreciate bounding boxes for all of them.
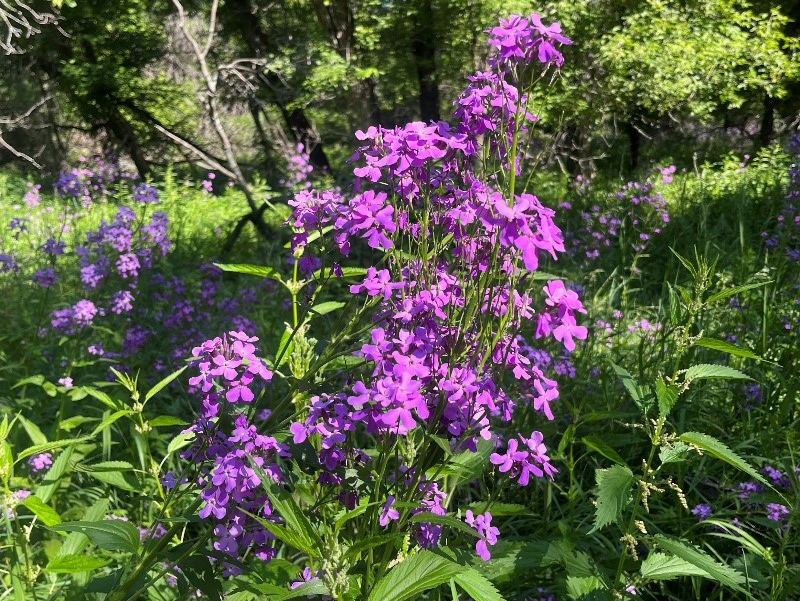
[453,568,505,601]
[705,281,770,304]
[408,512,479,538]
[12,375,45,389]
[82,461,140,491]
[610,362,653,412]
[343,533,405,561]
[678,431,767,485]
[250,461,323,556]
[0,441,12,481]
[669,248,696,278]
[309,301,346,316]
[17,414,47,445]
[465,502,528,516]
[50,520,140,554]
[318,266,368,279]
[83,387,124,411]
[683,364,752,383]
[36,446,75,503]
[659,442,690,465]
[581,436,625,465]
[166,432,194,456]
[56,498,110,557]
[178,555,223,601]
[90,410,133,437]
[566,575,608,600]
[215,262,283,282]
[21,495,61,526]
[693,337,762,361]
[144,365,187,403]
[655,377,679,418]
[275,327,294,368]
[273,580,332,600]
[590,465,634,533]
[367,550,466,601]
[639,552,711,581]
[16,437,90,462]
[148,416,188,428]
[45,555,108,573]
[654,535,749,595]
[59,416,98,432]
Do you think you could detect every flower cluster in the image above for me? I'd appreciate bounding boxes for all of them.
[566,173,671,261]
[188,332,274,418]
[464,510,500,560]
[763,134,800,261]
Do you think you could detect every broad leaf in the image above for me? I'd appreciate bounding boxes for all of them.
[678,431,766,484]
[21,495,61,526]
[705,281,769,304]
[367,550,466,601]
[309,301,346,316]
[46,555,108,573]
[148,416,188,428]
[36,446,75,503]
[144,365,187,403]
[215,262,283,282]
[683,364,751,383]
[639,552,710,581]
[693,337,762,361]
[581,436,625,465]
[56,498,110,557]
[50,520,141,554]
[17,414,47,445]
[453,568,505,601]
[590,465,634,533]
[654,535,749,595]
[655,378,679,418]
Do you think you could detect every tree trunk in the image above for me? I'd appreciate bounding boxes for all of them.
[412,0,440,122]
[758,94,775,149]
[626,120,640,172]
[227,0,332,173]
[106,107,150,180]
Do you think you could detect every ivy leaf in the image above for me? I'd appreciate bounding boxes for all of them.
[654,535,749,596]
[590,465,634,533]
[50,520,140,554]
[679,431,767,485]
[367,550,466,601]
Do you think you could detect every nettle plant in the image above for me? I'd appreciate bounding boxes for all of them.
[576,251,786,599]
[49,12,576,601]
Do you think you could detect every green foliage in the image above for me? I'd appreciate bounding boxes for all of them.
[590,465,634,533]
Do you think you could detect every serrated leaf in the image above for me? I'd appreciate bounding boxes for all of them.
[144,365,187,403]
[655,377,679,418]
[683,364,752,383]
[654,535,749,595]
[90,410,133,437]
[566,575,607,600]
[453,568,505,601]
[215,262,283,282]
[678,431,767,484]
[0,441,12,481]
[590,465,634,533]
[367,550,466,601]
[659,442,690,465]
[45,555,108,573]
[21,495,61,526]
[16,437,90,461]
[693,337,762,361]
[640,552,712,581]
[50,520,140,554]
[706,281,770,304]
[581,436,625,465]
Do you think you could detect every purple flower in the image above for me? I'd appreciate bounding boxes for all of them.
[72,299,98,326]
[691,503,712,521]
[28,453,52,473]
[464,510,500,561]
[379,495,400,527]
[32,268,58,288]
